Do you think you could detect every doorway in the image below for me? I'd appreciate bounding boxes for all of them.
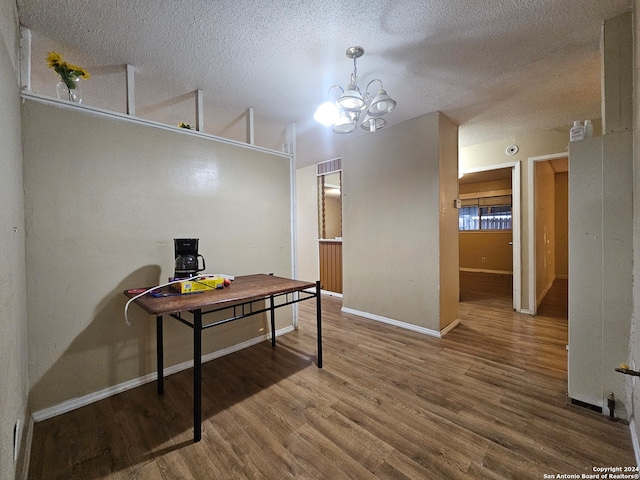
[528,153,569,315]
[458,162,521,311]
[317,159,343,295]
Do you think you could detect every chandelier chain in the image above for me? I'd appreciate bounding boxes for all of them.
[352,56,358,85]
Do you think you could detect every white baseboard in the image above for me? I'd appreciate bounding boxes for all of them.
[31,326,295,422]
[321,289,343,298]
[341,307,459,338]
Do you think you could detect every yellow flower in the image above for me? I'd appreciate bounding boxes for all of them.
[46,51,90,89]
[46,51,62,68]
[67,63,90,79]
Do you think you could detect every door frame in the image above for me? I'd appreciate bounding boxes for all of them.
[460,161,521,312]
[526,151,568,315]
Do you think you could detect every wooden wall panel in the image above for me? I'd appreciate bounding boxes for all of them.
[319,241,342,293]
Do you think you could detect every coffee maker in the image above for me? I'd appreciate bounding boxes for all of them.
[174,238,206,278]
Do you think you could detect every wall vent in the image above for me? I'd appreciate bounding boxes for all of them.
[317,157,342,176]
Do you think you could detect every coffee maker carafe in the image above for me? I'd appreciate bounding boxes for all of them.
[174,238,206,279]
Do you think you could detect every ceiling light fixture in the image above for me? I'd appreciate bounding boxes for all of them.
[313,46,396,134]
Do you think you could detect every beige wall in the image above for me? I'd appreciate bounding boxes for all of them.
[438,114,460,330]
[554,172,568,278]
[295,164,319,283]
[22,99,294,413]
[535,161,556,305]
[0,2,30,479]
[459,232,513,272]
[342,112,458,333]
[459,128,569,312]
[459,178,511,196]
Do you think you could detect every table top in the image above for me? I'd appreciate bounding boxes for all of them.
[124,274,316,316]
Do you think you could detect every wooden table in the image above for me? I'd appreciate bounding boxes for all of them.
[125,274,322,442]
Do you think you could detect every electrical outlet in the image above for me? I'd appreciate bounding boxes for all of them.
[481,257,486,263]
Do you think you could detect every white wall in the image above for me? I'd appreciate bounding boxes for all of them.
[568,134,633,414]
[567,11,633,418]
[0,1,30,478]
[22,99,294,413]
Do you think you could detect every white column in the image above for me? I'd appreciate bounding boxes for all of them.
[246,107,254,145]
[19,27,31,91]
[195,89,204,132]
[126,64,135,115]
[284,122,296,159]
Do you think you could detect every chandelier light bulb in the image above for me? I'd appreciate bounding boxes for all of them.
[313,100,340,126]
[337,87,366,111]
[333,111,357,134]
[367,87,396,117]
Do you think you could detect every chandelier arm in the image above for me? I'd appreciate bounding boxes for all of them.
[327,84,345,98]
[365,79,384,97]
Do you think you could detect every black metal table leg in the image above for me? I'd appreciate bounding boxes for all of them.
[316,281,322,368]
[270,294,276,347]
[156,316,164,395]
[193,309,202,442]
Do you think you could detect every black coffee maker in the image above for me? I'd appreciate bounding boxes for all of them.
[174,238,206,278]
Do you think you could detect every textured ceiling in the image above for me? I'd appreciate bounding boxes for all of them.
[17,0,632,167]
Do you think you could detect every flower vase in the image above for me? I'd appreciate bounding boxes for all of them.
[56,79,82,104]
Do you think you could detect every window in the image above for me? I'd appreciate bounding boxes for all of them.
[459,195,512,231]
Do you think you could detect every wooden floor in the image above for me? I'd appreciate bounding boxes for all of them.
[28,272,634,479]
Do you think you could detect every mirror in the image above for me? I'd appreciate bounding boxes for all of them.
[318,172,342,239]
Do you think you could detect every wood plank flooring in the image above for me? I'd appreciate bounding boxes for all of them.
[28,272,635,479]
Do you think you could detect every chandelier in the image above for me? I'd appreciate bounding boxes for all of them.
[313,46,396,134]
